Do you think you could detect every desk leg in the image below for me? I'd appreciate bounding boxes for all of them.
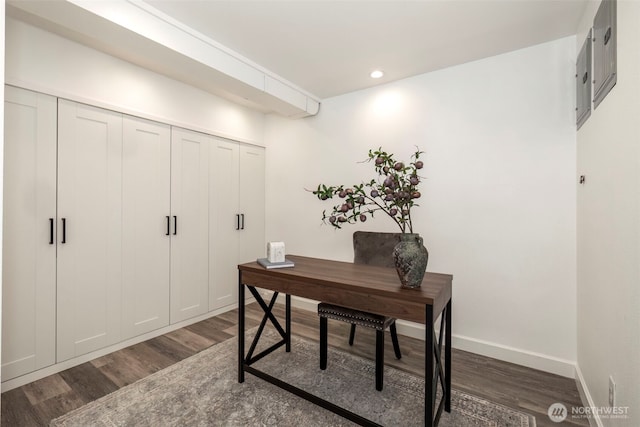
[425,304,434,427]
[238,274,245,383]
[445,300,452,412]
[285,294,291,352]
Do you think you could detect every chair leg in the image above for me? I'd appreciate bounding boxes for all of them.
[348,324,356,346]
[320,317,327,370]
[375,329,384,391]
[390,321,402,359]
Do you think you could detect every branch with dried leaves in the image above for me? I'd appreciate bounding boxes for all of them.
[312,147,424,233]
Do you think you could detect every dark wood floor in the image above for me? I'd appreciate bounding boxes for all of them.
[2,303,587,426]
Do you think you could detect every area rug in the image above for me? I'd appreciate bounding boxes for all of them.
[51,328,536,426]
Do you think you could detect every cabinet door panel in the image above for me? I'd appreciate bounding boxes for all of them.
[170,128,209,323]
[2,86,57,380]
[209,139,240,311]
[239,145,266,264]
[57,100,123,362]
[122,116,171,339]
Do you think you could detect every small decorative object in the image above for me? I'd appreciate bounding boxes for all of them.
[267,241,286,263]
[312,147,428,288]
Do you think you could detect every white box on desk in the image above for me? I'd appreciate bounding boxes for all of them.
[267,242,285,263]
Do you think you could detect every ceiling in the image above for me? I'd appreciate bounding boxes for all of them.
[6,0,589,115]
[144,0,589,99]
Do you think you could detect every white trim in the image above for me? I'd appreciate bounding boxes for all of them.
[575,364,604,427]
[6,292,579,392]
[3,81,264,148]
[0,301,247,392]
[287,295,577,378]
[451,334,576,378]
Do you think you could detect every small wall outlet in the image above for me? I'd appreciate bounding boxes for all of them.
[609,375,616,407]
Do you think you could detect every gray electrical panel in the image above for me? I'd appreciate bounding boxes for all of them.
[576,30,592,129]
[593,0,616,108]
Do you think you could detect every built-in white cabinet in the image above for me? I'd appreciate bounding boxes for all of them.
[123,123,211,330]
[170,128,210,323]
[2,86,265,385]
[209,139,240,310]
[2,87,57,381]
[122,116,171,340]
[238,145,266,263]
[56,100,124,362]
[209,139,265,311]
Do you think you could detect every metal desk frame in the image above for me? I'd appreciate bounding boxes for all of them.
[238,255,452,427]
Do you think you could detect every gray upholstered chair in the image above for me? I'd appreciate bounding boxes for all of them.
[318,231,402,391]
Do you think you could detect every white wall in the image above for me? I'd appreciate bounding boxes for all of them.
[264,36,577,376]
[4,17,265,145]
[0,0,6,402]
[576,1,640,425]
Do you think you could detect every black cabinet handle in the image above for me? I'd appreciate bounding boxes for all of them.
[173,216,177,235]
[61,218,66,244]
[236,214,240,230]
[240,214,245,230]
[604,26,611,45]
[49,218,54,244]
[166,216,170,236]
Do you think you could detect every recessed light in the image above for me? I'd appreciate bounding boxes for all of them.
[370,70,384,79]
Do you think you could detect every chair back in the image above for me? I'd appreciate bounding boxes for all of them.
[353,231,402,268]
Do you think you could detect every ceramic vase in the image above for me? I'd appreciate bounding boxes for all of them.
[392,233,429,289]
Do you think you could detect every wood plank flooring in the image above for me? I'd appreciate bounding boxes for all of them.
[2,303,587,426]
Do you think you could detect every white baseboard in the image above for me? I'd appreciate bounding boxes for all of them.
[575,364,604,427]
[9,293,578,392]
[286,295,577,378]
[452,334,576,378]
[1,301,248,392]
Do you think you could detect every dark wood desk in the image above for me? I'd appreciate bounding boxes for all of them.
[238,254,453,427]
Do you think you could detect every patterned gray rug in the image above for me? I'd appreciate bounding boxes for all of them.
[51,328,536,426]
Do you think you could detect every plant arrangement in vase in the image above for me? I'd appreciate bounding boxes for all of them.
[312,147,429,288]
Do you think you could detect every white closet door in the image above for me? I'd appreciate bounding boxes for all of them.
[209,139,240,311]
[57,100,123,362]
[122,116,171,339]
[2,86,57,380]
[170,127,209,323]
[239,145,266,264]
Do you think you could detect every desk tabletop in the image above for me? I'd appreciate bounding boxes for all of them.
[239,255,452,323]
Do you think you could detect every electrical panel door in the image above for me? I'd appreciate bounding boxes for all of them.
[593,0,617,108]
